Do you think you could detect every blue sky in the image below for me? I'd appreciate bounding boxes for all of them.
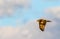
[0,0,60,39]
[0,0,60,27]
[0,0,59,27]
[0,0,60,25]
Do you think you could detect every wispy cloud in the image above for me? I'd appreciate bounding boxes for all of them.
[44,7,60,18]
[0,0,31,17]
[0,20,58,39]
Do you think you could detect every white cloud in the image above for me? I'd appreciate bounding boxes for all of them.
[0,0,31,17]
[0,26,20,39]
[44,7,60,18]
[0,20,59,39]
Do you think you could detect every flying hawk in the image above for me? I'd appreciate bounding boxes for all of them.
[37,19,51,31]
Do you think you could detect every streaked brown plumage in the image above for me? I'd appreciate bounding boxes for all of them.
[37,19,51,31]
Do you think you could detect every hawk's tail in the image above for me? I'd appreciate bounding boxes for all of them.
[39,25,45,31]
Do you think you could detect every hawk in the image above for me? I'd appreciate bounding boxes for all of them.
[37,19,51,31]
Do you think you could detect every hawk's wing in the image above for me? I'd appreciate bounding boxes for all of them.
[47,20,51,22]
